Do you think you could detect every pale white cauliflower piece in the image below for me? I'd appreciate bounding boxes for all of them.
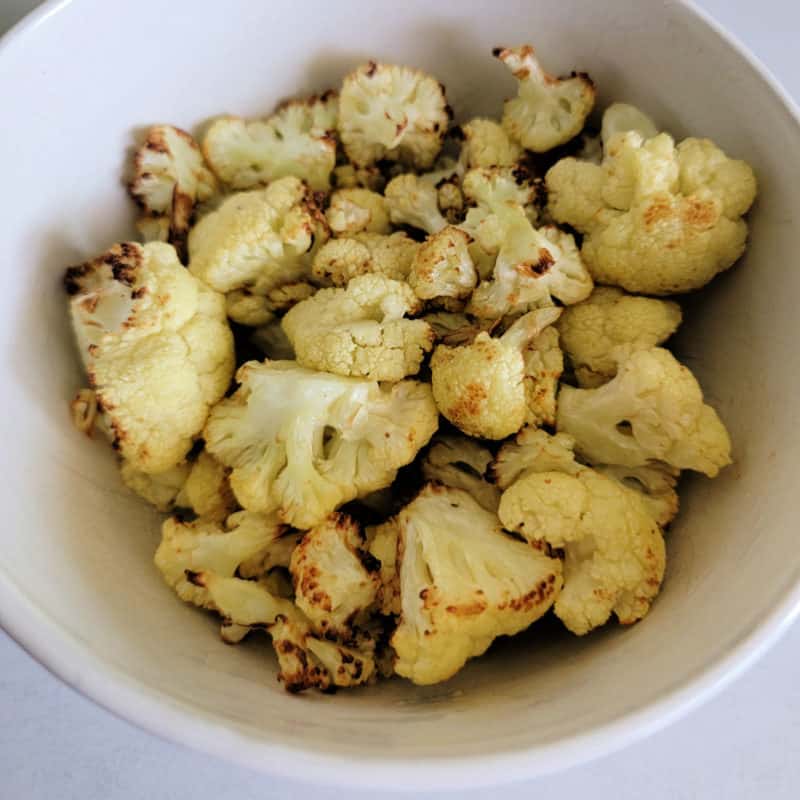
[465,204,593,319]
[593,463,680,528]
[494,46,595,152]
[154,510,290,607]
[407,227,477,302]
[129,125,217,259]
[556,287,683,387]
[384,173,449,234]
[461,165,541,222]
[460,118,523,168]
[392,484,562,685]
[175,451,237,522]
[492,427,679,528]
[282,274,434,381]
[420,435,501,512]
[338,62,449,168]
[120,460,191,512]
[546,131,757,293]
[188,177,328,316]
[65,242,234,473]
[202,91,338,191]
[601,102,658,148]
[311,231,420,285]
[289,513,380,637]
[430,307,561,439]
[499,468,665,634]
[521,321,564,427]
[204,361,439,528]
[325,188,391,235]
[557,347,732,476]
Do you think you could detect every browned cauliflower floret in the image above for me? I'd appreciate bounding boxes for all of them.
[129,125,217,260]
[556,286,683,387]
[338,62,450,169]
[311,232,420,286]
[282,274,434,381]
[289,513,380,638]
[325,188,391,235]
[392,484,562,684]
[202,92,338,191]
[407,227,477,303]
[65,242,234,473]
[494,46,595,153]
[500,468,665,635]
[430,307,561,439]
[546,130,757,294]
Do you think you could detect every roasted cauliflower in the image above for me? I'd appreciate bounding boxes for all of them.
[202,91,338,191]
[392,484,562,685]
[384,173,449,234]
[430,307,561,438]
[557,347,731,476]
[407,226,477,303]
[282,274,434,381]
[65,241,234,473]
[325,188,391,236]
[546,130,757,293]
[499,468,665,634]
[129,125,217,260]
[338,62,450,168]
[494,45,595,152]
[556,286,683,387]
[311,231,420,285]
[204,361,438,528]
[459,118,523,168]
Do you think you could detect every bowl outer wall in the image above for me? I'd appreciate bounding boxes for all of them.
[0,0,799,790]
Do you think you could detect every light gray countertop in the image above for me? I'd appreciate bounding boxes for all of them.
[2,1,798,797]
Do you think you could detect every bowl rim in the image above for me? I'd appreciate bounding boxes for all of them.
[2,0,800,790]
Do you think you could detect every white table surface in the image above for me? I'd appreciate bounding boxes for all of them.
[2,1,799,797]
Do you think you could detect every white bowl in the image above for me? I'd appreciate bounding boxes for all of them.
[1,0,799,790]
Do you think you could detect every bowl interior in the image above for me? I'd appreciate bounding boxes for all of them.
[1,0,799,788]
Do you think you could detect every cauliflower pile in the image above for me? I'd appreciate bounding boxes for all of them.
[66,45,755,694]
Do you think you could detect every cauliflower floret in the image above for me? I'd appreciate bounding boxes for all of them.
[407,227,477,302]
[154,510,290,607]
[226,281,317,326]
[593,463,680,528]
[422,311,495,346]
[64,242,234,473]
[289,513,380,637]
[188,177,328,312]
[557,347,732,476]
[128,126,217,260]
[282,274,433,381]
[601,102,658,148]
[392,484,562,685]
[493,427,679,527]
[461,165,541,223]
[546,131,757,294]
[492,427,581,489]
[499,468,665,634]
[332,162,386,192]
[366,519,401,616]
[430,307,561,439]
[338,62,449,169]
[120,460,192,512]
[460,118,524,168]
[202,91,338,191]
[420,435,501,512]
[494,46,595,153]
[384,173,449,234]
[311,231,420,286]
[556,287,683,387]
[325,188,390,235]
[250,318,296,360]
[204,361,438,528]
[175,451,237,522]
[465,204,593,319]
